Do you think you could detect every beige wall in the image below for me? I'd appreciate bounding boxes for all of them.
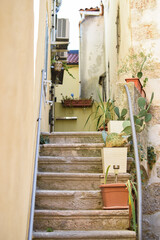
[0,0,51,239]
[35,0,51,132]
[80,15,105,101]
[55,65,80,102]
[103,0,131,99]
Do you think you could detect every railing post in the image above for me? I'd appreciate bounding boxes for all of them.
[124,85,142,240]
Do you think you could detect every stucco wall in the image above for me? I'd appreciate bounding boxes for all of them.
[55,65,80,102]
[80,15,105,101]
[0,0,51,239]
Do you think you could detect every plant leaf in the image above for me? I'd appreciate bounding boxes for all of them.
[121,108,127,117]
[145,113,152,123]
[138,97,146,109]
[114,107,120,118]
[138,109,147,118]
[105,165,111,184]
[123,126,132,135]
[137,71,143,79]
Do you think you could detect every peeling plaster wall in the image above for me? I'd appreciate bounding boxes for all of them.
[80,16,105,101]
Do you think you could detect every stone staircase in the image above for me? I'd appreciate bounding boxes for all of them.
[33,132,136,240]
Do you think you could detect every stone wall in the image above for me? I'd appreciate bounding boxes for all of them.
[130,0,160,238]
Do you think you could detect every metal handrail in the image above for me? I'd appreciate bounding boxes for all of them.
[28,69,45,240]
[124,85,142,240]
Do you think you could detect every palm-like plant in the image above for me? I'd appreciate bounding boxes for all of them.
[85,91,115,130]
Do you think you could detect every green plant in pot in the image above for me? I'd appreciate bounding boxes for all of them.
[108,106,128,134]
[85,91,115,131]
[51,55,75,80]
[101,131,129,176]
[100,165,129,210]
[118,46,155,89]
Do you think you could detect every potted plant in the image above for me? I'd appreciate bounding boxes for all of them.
[51,55,75,84]
[101,131,129,174]
[85,91,115,131]
[108,106,129,134]
[61,94,94,107]
[118,47,155,97]
[100,165,129,210]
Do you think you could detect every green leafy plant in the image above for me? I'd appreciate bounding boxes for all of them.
[85,91,115,130]
[114,107,128,120]
[123,93,154,135]
[102,131,128,148]
[126,180,137,232]
[147,146,156,170]
[40,135,49,144]
[52,58,75,79]
[118,47,155,88]
[46,227,54,232]
[104,165,111,184]
[61,93,93,102]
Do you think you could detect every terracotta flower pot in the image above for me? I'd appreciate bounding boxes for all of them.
[125,78,142,93]
[125,78,146,98]
[100,183,129,210]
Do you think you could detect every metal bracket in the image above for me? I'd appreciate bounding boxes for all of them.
[44,80,52,87]
[45,100,53,106]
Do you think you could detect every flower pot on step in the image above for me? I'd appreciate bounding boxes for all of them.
[100,183,129,209]
[108,120,130,134]
[101,147,127,174]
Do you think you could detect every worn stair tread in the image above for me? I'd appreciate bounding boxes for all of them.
[41,132,103,136]
[33,230,136,239]
[36,189,101,196]
[38,156,102,162]
[34,209,129,216]
[40,143,104,148]
[37,172,102,178]
[37,172,130,178]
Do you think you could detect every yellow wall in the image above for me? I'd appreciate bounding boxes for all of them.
[0,0,51,239]
[55,103,98,132]
[55,65,80,102]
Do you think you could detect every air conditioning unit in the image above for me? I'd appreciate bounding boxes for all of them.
[56,18,69,41]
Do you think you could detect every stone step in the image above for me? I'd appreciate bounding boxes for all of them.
[41,132,103,144]
[38,156,102,173]
[35,190,102,210]
[33,210,129,232]
[39,143,104,157]
[33,230,136,240]
[37,172,131,190]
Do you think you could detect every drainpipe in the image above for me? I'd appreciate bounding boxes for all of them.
[79,2,104,98]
